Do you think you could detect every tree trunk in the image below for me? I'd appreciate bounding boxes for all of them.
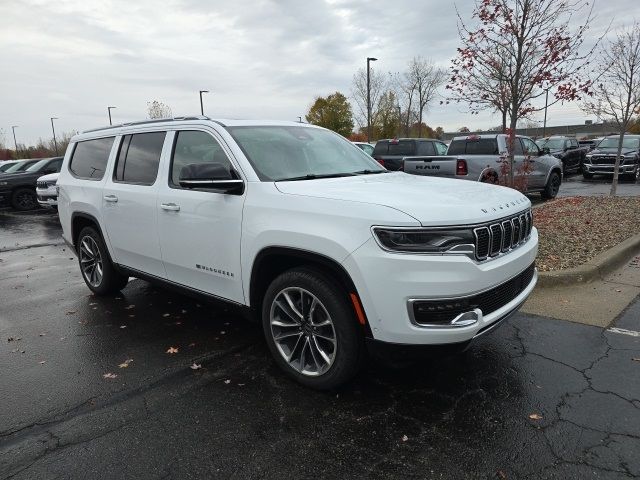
[501,110,507,133]
[610,131,625,196]
[508,113,518,187]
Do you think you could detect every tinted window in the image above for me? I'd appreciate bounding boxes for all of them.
[170,131,232,188]
[434,142,448,155]
[388,140,415,156]
[448,139,499,155]
[69,137,115,180]
[114,132,165,185]
[372,142,388,155]
[417,141,435,156]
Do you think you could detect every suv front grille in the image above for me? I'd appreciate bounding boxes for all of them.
[473,210,532,261]
[412,262,536,326]
[37,181,48,189]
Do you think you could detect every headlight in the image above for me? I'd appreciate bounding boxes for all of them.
[373,227,475,253]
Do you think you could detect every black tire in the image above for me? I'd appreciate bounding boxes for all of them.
[541,171,561,200]
[481,172,499,184]
[261,267,364,390]
[10,188,38,211]
[582,171,593,179]
[76,226,129,295]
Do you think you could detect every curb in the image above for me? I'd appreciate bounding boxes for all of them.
[537,232,640,287]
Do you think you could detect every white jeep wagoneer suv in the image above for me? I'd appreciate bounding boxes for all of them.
[57,117,538,389]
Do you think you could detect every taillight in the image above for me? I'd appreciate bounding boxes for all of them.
[375,157,385,167]
[456,159,468,175]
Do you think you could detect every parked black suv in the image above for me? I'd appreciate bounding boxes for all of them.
[0,157,63,210]
[535,136,589,174]
[372,138,448,170]
[583,135,640,181]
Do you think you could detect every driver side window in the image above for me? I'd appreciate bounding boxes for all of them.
[170,131,232,189]
[521,138,539,156]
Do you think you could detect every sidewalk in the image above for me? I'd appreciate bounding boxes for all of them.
[522,254,640,327]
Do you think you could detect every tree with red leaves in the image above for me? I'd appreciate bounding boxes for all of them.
[447,0,603,186]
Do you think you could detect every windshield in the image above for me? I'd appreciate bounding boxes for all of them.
[597,137,640,150]
[25,159,50,172]
[4,160,36,173]
[536,138,565,150]
[227,126,385,181]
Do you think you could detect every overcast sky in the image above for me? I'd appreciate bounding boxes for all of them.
[0,0,635,146]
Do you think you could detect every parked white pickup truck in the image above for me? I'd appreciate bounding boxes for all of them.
[403,134,563,199]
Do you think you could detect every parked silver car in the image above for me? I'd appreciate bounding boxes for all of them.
[403,134,564,199]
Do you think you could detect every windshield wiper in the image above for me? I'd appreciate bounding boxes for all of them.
[352,169,388,175]
[275,172,358,182]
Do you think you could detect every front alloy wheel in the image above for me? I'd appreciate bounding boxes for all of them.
[270,287,337,376]
[79,235,103,288]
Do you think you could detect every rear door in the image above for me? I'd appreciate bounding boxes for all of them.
[102,131,168,278]
[156,128,245,304]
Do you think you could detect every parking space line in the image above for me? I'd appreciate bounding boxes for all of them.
[606,327,640,337]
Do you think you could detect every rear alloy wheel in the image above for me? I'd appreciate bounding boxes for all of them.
[541,171,561,200]
[77,226,129,295]
[11,188,38,211]
[262,268,363,389]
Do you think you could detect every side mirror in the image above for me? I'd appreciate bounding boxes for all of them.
[541,147,550,156]
[179,162,244,194]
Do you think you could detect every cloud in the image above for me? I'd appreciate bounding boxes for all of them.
[0,0,630,145]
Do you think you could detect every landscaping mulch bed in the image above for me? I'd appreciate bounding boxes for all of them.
[533,196,640,272]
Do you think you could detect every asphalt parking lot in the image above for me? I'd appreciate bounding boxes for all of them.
[1,175,639,480]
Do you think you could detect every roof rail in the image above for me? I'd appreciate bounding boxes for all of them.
[82,115,211,134]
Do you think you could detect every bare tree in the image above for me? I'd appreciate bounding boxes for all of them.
[448,0,603,186]
[147,100,172,119]
[583,22,640,195]
[405,57,447,138]
[351,68,389,133]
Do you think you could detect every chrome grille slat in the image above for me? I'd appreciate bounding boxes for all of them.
[475,209,532,261]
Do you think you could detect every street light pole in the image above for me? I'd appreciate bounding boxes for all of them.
[366,57,378,143]
[11,126,18,158]
[107,106,116,126]
[199,90,209,116]
[542,89,549,138]
[397,105,402,138]
[50,117,59,155]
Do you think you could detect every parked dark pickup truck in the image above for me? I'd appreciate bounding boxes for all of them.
[583,135,640,181]
[372,138,448,170]
[535,136,588,173]
[0,157,63,210]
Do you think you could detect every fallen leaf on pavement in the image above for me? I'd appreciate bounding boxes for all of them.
[125,305,135,310]
[188,343,196,347]
[103,372,117,379]
[190,363,202,370]
[497,470,507,479]
[162,313,170,317]
[529,413,543,420]
[66,311,76,315]
[632,358,640,362]
[118,359,133,368]
[402,435,408,442]
[38,360,46,365]
[166,347,179,354]
[39,332,46,336]
[224,379,231,384]
[120,325,127,329]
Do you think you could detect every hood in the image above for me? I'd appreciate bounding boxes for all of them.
[591,148,638,156]
[0,171,40,182]
[275,172,530,226]
[37,172,59,182]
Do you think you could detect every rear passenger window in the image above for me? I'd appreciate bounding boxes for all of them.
[417,142,436,156]
[114,132,166,185]
[434,142,448,155]
[388,140,415,156]
[69,137,115,180]
[170,131,232,188]
[448,139,498,155]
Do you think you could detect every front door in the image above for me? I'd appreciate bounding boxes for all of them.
[101,131,168,278]
[519,137,546,189]
[156,129,245,304]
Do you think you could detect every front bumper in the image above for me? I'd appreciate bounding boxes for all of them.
[343,227,538,345]
[584,163,636,174]
[36,187,58,208]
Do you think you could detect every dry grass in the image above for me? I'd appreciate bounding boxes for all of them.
[534,196,640,272]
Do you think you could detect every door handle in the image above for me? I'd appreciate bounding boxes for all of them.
[161,203,180,212]
[104,195,118,203]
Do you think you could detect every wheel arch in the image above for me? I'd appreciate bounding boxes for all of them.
[478,167,499,182]
[71,212,106,249]
[249,246,372,335]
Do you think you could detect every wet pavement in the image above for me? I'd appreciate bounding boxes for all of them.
[1,209,640,479]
